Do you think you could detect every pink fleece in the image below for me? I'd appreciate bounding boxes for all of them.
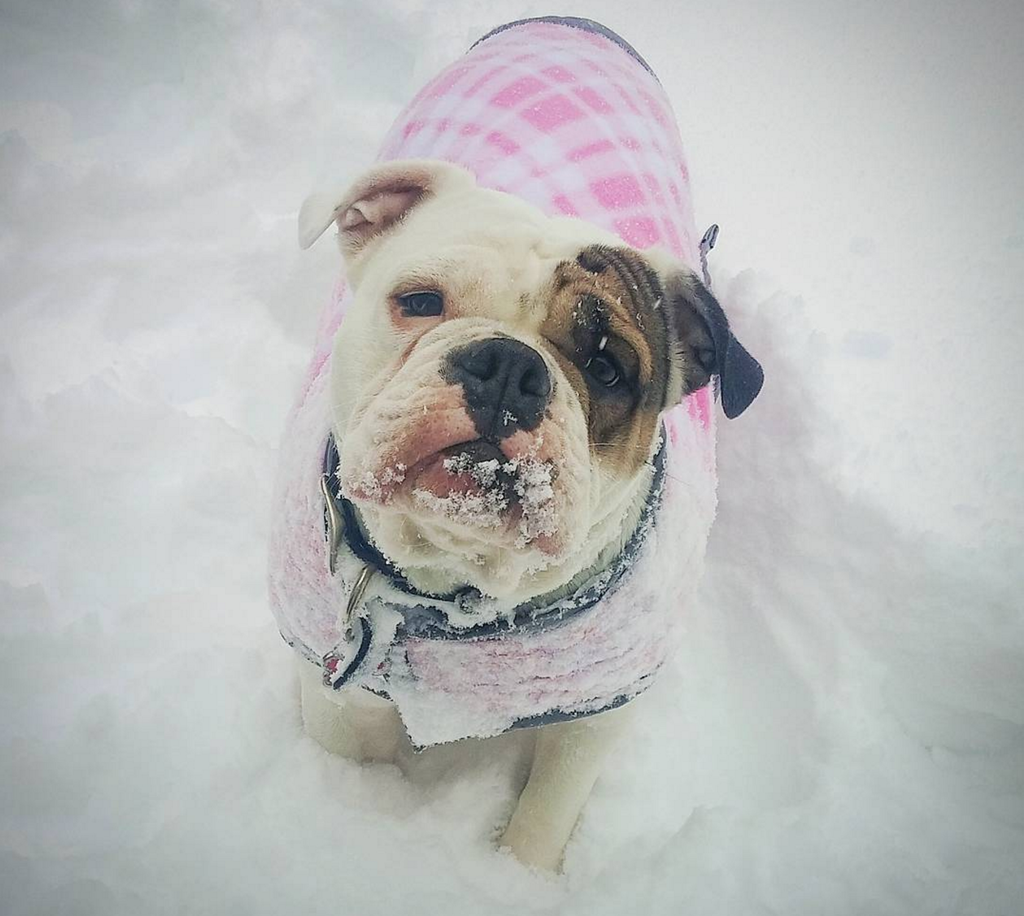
[268,21,719,746]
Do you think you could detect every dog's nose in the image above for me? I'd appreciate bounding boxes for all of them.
[445,338,552,438]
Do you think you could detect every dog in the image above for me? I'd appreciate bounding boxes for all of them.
[269,17,762,871]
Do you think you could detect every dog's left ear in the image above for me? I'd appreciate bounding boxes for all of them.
[664,270,764,418]
[297,159,476,257]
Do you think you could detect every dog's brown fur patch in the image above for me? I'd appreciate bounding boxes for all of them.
[541,245,672,475]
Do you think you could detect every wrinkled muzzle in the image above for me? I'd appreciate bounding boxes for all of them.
[336,322,593,587]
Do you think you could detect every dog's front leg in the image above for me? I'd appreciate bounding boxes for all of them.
[499,703,631,871]
[298,660,404,763]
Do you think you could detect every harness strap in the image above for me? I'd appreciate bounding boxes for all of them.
[699,223,719,289]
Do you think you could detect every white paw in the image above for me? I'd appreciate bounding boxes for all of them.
[498,822,567,873]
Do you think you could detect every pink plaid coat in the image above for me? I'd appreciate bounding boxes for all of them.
[269,18,719,746]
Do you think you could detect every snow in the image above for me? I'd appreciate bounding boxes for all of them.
[413,482,510,529]
[1,1,1022,914]
[418,452,557,545]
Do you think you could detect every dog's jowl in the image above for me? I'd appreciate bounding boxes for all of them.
[270,17,762,872]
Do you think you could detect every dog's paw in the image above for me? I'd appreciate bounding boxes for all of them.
[498,821,566,873]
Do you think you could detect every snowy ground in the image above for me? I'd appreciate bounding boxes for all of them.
[2,1,1023,913]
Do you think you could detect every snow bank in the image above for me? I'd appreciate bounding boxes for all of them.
[1,1,1022,914]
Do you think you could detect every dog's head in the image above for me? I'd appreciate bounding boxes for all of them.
[300,160,762,600]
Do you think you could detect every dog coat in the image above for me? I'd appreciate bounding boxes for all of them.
[268,17,719,747]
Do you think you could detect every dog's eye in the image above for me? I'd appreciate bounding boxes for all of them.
[586,353,621,387]
[398,290,444,317]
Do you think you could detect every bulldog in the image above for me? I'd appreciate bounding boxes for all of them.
[269,18,763,872]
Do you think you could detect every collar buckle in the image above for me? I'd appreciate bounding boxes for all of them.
[320,473,344,575]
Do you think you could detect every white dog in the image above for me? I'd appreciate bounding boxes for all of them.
[270,19,762,872]
[271,158,762,870]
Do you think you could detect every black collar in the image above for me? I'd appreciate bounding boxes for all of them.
[321,433,667,638]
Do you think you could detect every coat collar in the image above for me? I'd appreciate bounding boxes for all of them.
[318,433,668,687]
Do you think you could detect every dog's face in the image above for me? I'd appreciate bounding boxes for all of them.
[301,160,761,600]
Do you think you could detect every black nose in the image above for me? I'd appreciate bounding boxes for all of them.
[444,338,552,438]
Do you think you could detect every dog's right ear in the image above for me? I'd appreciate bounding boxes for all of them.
[663,268,764,418]
[297,159,477,258]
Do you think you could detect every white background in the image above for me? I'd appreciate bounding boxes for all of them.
[2,1,1022,913]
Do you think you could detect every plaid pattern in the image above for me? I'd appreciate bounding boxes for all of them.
[381,22,700,263]
[269,21,720,745]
